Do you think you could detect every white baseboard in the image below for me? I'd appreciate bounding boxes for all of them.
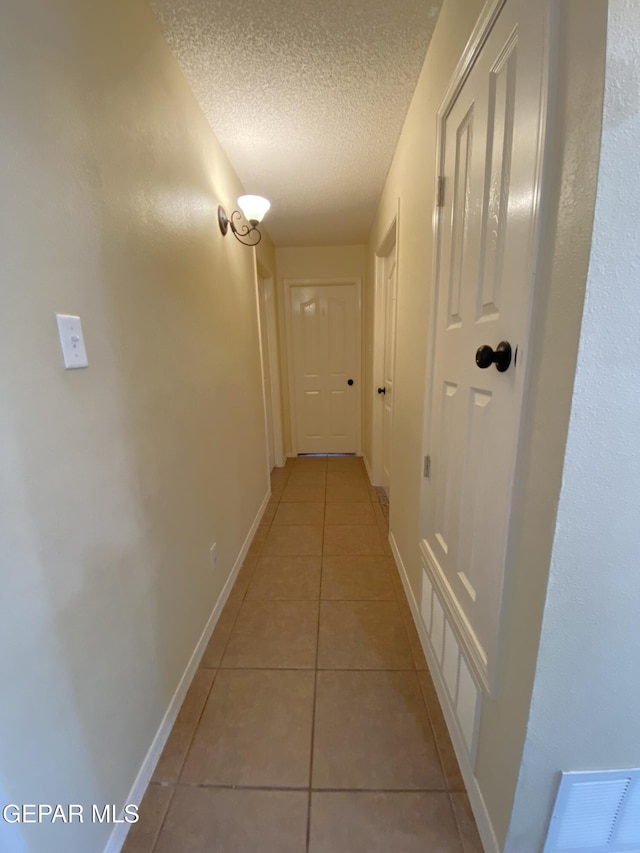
[388,532,500,853]
[105,489,271,853]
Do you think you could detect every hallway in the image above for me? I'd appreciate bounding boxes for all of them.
[123,456,481,852]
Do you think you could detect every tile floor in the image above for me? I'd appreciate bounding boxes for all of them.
[123,455,482,852]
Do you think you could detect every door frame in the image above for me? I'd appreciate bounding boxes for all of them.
[284,277,362,457]
[371,206,400,486]
[418,0,552,694]
[255,260,285,470]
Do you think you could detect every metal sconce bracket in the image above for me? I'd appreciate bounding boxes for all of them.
[218,205,262,247]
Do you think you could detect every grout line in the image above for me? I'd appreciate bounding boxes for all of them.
[305,469,327,852]
[171,782,452,794]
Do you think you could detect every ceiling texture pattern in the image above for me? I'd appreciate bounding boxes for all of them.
[149,0,443,246]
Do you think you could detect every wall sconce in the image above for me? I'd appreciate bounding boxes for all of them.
[218,195,271,247]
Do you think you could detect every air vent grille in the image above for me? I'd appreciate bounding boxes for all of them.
[545,770,640,853]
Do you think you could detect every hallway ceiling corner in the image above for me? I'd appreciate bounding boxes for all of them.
[149,0,443,247]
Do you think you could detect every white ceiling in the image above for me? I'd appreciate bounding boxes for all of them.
[149,0,443,246]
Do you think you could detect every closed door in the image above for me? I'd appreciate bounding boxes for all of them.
[290,283,359,454]
[381,244,397,495]
[423,0,548,681]
[257,276,275,469]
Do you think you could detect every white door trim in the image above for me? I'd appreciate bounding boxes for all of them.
[371,205,400,485]
[255,260,285,470]
[419,0,553,694]
[284,277,362,457]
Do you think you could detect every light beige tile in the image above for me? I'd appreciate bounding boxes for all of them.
[270,483,285,500]
[309,792,463,853]
[399,601,428,669]
[313,671,444,790]
[286,470,327,487]
[281,483,326,503]
[325,472,371,502]
[200,597,241,668]
[294,456,327,470]
[228,556,259,601]
[326,456,366,473]
[318,601,413,669]
[152,669,215,783]
[247,524,271,556]
[261,500,279,525]
[270,468,290,487]
[418,671,465,792]
[180,669,314,787]
[263,524,323,556]
[121,784,173,853]
[154,787,308,853]
[451,793,483,853]
[373,501,389,530]
[273,501,325,525]
[247,555,321,600]
[321,556,395,601]
[221,601,319,668]
[389,562,408,603]
[325,502,376,525]
[323,524,384,556]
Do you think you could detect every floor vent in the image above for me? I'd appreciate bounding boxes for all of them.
[544,770,640,852]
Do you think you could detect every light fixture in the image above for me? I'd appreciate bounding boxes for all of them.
[218,195,271,247]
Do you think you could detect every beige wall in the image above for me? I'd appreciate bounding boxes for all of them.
[275,245,366,456]
[364,0,606,848]
[0,2,273,851]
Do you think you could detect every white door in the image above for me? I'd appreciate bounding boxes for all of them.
[290,283,359,454]
[381,243,398,495]
[422,0,548,684]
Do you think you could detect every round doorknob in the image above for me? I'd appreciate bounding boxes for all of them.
[347,378,354,386]
[377,387,386,395]
[475,341,512,372]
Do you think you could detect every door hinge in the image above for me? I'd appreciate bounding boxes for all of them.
[423,455,431,478]
[436,176,445,207]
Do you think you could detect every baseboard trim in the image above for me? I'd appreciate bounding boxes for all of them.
[388,532,500,853]
[105,488,271,853]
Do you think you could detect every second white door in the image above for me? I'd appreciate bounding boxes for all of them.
[289,283,359,454]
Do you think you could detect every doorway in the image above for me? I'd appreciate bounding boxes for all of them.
[285,279,361,455]
[256,269,284,470]
[372,217,399,497]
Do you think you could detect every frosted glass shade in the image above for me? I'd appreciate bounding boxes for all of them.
[237,195,271,224]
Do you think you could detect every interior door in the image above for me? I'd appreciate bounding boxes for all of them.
[257,276,275,470]
[290,283,359,454]
[423,0,548,680]
[381,243,398,495]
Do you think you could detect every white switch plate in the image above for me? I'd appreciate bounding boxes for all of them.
[56,314,88,369]
[209,542,218,571]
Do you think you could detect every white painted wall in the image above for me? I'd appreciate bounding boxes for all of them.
[0,2,275,851]
[504,2,640,848]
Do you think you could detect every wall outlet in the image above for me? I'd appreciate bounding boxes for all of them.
[209,542,217,571]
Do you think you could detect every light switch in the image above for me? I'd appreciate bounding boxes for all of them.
[56,314,88,369]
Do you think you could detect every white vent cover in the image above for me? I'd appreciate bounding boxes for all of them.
[544,770,640,852]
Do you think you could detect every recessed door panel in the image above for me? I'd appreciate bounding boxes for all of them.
[290,283,359,454]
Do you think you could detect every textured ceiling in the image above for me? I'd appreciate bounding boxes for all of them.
[149,0,443,246]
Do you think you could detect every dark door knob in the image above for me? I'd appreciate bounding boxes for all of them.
[377,387,386,395]
[347,378,354,386]
[475,341,512,372]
